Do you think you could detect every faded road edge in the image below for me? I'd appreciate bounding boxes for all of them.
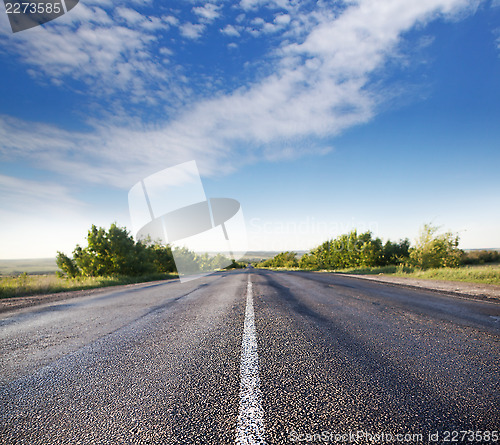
[235,274,266,445]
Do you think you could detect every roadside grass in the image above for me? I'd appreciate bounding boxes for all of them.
[258,264,500,285]
[391,264,500,285]
[0,273,178,299]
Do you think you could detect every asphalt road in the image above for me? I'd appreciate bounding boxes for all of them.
[1,269,499,444]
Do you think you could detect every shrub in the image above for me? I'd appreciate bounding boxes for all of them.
[409,224,462,269]
[259,251,298,268]
[57,223,175,278]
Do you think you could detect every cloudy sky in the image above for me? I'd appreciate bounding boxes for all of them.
[0,0,499,259]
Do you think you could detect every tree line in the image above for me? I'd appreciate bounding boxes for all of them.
[258,224,492,270]
[56,223,243,278]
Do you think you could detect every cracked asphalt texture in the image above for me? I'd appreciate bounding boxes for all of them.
[1,269,499,444]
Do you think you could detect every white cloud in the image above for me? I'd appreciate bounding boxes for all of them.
[193,3,222,23]
[162,15,179,26]
[239,0,297,12]
[221,24,241,37]
[86,0,113,5]
[140,16,164,30]
[239,0,263,10]
[180,22,206,39]
[262,21,280,33]
[274,13,291,25]
[0,0,477,191]
[129,0,153,5]
[0,3,177,106]
[0,174,82,210]
[115,7,145,25]
[246,11,291,35]
[0,115,227,189]
[251,17,265,26]
[114,7,163,31]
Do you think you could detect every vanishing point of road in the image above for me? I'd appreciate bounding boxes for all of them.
[1,269,499,444]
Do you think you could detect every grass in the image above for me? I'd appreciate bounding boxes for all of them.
[329,264,500,285]
[3,261,498,299]
[392,264,500,285]
[0,273,178,299]
[258,263,500,285]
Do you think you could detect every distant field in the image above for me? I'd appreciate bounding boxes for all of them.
[239,252,281,263]
[0,273,178,299]
[240,251,307,263]
[0,258,58,276]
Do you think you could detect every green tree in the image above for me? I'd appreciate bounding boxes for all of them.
[259,251,298,268]
[75,224,152,276]
[224,259,246,269]
[409,224,462,269]
[307,231,384,269]
[359,234,383,267]
[150,243,177,273]
[210,253,233,269]
[298,230,411,270]
[56,252,80,278]
[58,223,164,277]
[299,252,318,270]
[382,239,410,265]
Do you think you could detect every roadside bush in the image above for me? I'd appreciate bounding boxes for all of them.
[56,253,80,278]
[302,231,389,270]
[57,223,175,278]
[262,231,412,271]
[382,239,410,265]
[256,225,469,272]
[259,251,298,268]
[299,252,318,270]
[409,224,462,269]
[224,260,246,269]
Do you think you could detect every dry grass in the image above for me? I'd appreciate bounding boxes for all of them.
[259,263,500,285]
[392,264,500,285]
[0,273,177,299]
[333,264,500,285]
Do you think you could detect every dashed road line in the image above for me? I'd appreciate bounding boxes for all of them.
[235,275,266,445]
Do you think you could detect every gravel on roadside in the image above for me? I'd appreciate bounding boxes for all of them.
[339,273,500,302]
[0,279,177,315]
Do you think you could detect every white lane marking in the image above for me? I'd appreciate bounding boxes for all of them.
[236,275,266,445]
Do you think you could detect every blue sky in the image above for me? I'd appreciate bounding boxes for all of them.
[1,0,499,259]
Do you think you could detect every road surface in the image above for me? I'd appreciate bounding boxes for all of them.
[1,269,499,444]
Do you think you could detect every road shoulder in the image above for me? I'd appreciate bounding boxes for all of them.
[334,273,500,302]
[0,279,177,315]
